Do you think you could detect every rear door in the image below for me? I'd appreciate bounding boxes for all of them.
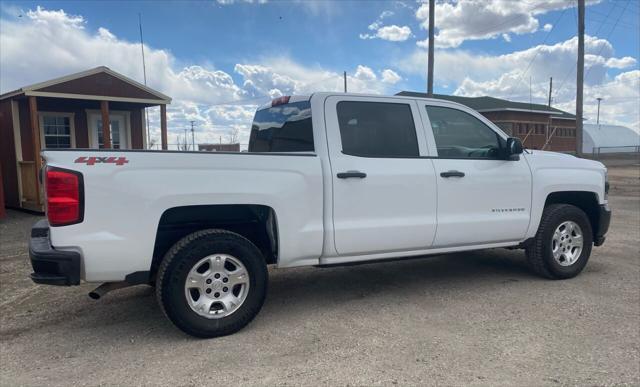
[418,102,532,246]
[324,96,437,256]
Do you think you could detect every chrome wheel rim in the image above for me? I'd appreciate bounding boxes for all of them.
[551,221,584,266]
[184,254,250,319]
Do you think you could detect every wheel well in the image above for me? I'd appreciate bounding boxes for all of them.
[150,205,278,277]
[544,191,600,238]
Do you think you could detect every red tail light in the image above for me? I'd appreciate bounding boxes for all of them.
[46,168,84,226]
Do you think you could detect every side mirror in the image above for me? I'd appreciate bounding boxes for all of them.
[506,137,523,158]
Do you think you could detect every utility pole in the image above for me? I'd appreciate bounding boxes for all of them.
[184,127,188,151]
[576,0,585,156]
[427,0,435,97]
[190,121,195,150]
[547,77,553,142]
[596,98,603,126]
[343,71,347,93]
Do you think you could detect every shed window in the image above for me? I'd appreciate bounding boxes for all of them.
[42,116,72,149]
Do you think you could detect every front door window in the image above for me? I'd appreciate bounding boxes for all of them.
[425,105,505,159]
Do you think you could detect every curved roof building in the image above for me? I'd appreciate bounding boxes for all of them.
[583,124,640,154]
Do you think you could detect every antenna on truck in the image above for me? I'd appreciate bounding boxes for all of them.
[139,13,151,149]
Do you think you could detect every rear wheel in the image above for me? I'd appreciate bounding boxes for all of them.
[156,229,268,338]
[526,204,593,279]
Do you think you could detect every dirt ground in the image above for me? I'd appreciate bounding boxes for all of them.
[1,164,638,386]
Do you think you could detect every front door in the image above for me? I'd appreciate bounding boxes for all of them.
[89,114,128,149]
[419,102,532,247]
[325,96,438,256]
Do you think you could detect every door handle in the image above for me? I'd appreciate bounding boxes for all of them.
[337,171,367,179]
[440,170,465,178]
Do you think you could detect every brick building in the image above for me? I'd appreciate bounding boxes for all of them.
[198,143,241,152]
[397,92,577,152]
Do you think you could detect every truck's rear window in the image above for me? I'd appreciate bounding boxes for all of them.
[248,101,314,152]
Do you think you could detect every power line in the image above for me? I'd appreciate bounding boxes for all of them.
[586,17,637,30]
[589,6,639,24]
[583,0,631,82]
[506,8,567,100]
[553,0,619,99]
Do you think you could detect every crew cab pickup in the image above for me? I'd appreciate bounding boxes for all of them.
[29,93,611,337]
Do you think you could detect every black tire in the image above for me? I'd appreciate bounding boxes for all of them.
[526,204,593,279]
[155,229,268,338]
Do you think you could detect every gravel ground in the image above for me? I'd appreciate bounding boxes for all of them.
[1,165,638,386]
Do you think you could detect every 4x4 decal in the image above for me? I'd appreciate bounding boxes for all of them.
[74,156,129,166]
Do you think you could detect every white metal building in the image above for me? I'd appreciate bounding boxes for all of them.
[583,124,640,154]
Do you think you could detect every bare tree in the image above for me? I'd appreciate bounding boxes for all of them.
[227,128,240,144]
[176,135,185,151]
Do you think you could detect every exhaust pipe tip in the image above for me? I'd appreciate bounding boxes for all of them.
[88,281,131,300]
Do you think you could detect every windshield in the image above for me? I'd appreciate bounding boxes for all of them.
[248,100,314,152]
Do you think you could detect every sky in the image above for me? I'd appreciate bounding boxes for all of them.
[1,0,638,147]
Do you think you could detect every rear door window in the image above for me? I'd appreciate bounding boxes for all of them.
[249,101,314,152]
[336,101,419,158]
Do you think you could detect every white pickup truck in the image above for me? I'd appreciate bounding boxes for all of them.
[30,92,611,337]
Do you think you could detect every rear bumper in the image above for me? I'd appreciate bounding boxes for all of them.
[594,203,611,247]
[29,219,81,286]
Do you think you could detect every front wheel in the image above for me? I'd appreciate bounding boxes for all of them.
[156,229,268,338]
[526,204,593,279]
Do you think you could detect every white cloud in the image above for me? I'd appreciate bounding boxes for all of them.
[360,10,412,42]
[401,35,632,89]
[415,0,600,48]
[555,70,640,131]
[543,23,553,32]
[97,27,116,41]
[26,5,85,29]
[216,0,338,17]
[368,10,394,31]
[605,56,637,69]
[376,25,412,42]
[381,69,402,84]
[354,65,377,82]
[398,34,639,131]
[502,33,511,43]
[0,6,399,148]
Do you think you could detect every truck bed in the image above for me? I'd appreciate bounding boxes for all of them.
[42,149,324,281]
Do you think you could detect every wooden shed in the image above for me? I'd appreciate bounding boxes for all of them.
[0,66,171,213]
